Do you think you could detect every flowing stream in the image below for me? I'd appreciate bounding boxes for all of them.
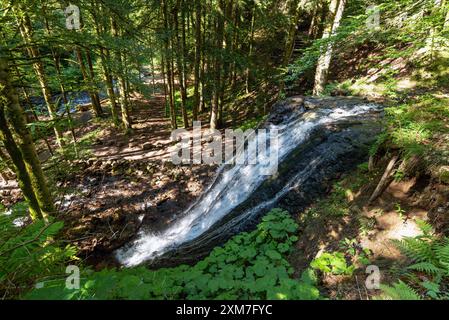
[116,97,383,267]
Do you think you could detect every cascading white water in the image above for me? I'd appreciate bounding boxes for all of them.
[116,102,382,266]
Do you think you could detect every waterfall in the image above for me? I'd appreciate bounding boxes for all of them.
[115,101,382,267]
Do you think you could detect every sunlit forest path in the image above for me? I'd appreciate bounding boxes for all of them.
[91,73,173,162]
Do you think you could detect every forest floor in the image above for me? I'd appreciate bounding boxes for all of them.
[289,161,449,299]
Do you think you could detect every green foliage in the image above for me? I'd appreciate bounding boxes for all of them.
[371,95,449,168]
[311,252,355,276]
[394,203,406,220]
[380,223,449,300]
[27,208,321,300]
[235,114,267,131]
[0,202,77,298]
[379,281,421,300]
[306,182,351,218]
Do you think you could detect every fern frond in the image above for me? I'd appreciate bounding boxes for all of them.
[434,241,449,273]
[415,219,434,236]
[393,238,434,263]
[380,281,421,300]
[407,262,442,275]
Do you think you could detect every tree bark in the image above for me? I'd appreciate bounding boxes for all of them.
[174,0,190,128]
[42,6,68,104]
[15,11,65,148]
[111,18,132,132]
[283,0,305,66]
[245,5,256,95]
[0,57,54,220]
[313,0,346,95]
[162,0,178,129]
[308,0,321,39]
[192,0,202,121]
[210,0,225,130]
[75,47,103,117]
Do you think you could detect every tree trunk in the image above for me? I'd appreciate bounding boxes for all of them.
[245,5,256,94]
[283,0,305,66]
[230,3,240,90]
[111,18,132,132]
[200,6,207,113]
[162,0,178,129]
[92,3,118,126]
[0,109,42,220]
[308,0,321,39]
[0,57,54,220]
[101,49,119,126]
[161,53,169,117]
[313,0,346,95]
[192,0,202,121]
[75,47,103,117]
[85,49,103,112]
[16,11,64,148]
[210,0,225,130]
[42,8,68,104]
[174,0,190,128]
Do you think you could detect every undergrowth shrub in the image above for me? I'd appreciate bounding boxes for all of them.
[0,202,77,299]
[27,208,321,300]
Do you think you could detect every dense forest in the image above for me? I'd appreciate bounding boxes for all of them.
[0,0,448,301]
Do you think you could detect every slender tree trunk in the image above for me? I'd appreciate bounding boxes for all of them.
[161,54,169,117]
[0,57,54,220]
[245,5,256,94]
[8,57,54,157]
[162,0,178,129]
[111,18,132,132]
[192,0,202,121]
[313,0,346,95]
[92,4,119,126]
[85,49,103,110]
[308,0,320,39]
[174,0,189,128]
[210,0,225,130]
[101,49,119,126]
[75,47,103,117]
[283,0,304,66]
[15,11,64,148]
[42,8,68,104]
[445,1,449,29]
[230,4,240,90]
[0,109,42,220]
[200,5,207,113]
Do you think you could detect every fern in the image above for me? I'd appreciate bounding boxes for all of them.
[415,219,434,237]
[407,262,442,275]
[393,238,434,263]
[380,281,421,300]
[382,225,449,300]
[434,240,449,274]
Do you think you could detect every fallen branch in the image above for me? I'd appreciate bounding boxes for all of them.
[368,155,399,204]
